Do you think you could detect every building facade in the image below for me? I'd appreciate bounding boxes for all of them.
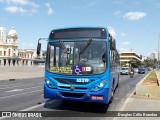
[0,27,18,65]
[0,26,44,66]
[119,51,142,67]
[147,52,156,60]
[18,49,45,66]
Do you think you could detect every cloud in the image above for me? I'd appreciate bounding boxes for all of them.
[120,32,126,36]
[81,2,99,8]
[124,12,147,21]
[119,48,132,52]
[3,0,38,7]
[6,0,29,5]
[45,2,54,15]
[122,41,130,45]
[114,10,121,17]
[108,26,116,37]
[112,0,124,5]
[120,48,127,51]
[72,0,102,9]
[5,6,26,13]
[1,0,38,15]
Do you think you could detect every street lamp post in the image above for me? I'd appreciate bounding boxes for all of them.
[148,31,160,70]
[158,34,160,70]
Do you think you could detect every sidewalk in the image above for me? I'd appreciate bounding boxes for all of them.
[156,70,160,86]
[115,71,160,120]
[0,66,44,80]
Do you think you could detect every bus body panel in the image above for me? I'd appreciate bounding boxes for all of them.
[44,82,110,104]
[44,66,112,104]
[43,27,119,105]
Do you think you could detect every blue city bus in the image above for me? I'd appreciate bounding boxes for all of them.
[37,27,120,105]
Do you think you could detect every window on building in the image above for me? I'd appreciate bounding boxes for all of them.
[4,51,6,56]
[8,49,10,56]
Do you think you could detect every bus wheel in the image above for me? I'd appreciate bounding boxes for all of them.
[116,80,119,88]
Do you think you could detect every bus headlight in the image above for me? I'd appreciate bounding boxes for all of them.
[91,80,107,91]
[45,79,55,88]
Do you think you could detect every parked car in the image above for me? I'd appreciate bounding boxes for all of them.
[138,68,145,74]
[120,67,129,75]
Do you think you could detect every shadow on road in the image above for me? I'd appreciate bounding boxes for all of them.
[43,99,110,116]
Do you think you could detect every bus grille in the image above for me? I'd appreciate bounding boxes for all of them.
[59,86,88,90]
[61,92,84,98]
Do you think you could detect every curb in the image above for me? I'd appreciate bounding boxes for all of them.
[155,70,160,86]
[134,70,160,100]
[136,71,151,86]
[119,72,151,111]
[0,76,44,81]
[134,71,152,96]
[113,71,156,120]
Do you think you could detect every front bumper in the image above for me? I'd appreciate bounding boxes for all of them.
[44,84,110,104]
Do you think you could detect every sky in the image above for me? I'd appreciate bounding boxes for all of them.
[0,0,160,57]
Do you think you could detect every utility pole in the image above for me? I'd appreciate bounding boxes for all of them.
[158,34,160,70]
[148,31,160,70]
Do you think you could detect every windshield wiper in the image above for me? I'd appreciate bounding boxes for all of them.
[79,39,92,54]
[60,40,68,53]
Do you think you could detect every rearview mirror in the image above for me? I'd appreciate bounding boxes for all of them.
[110,39,116,50]
[37,43,41,55]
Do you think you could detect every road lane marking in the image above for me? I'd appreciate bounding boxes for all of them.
[20,103,45,111]
[20,100,65,111]
[0,83,22,87]
[0,89,43,100]
[5,86,42,93]
[0,83,42,90]
[6,89,24,92]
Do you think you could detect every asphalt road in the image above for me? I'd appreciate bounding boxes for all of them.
[0,72,148,120]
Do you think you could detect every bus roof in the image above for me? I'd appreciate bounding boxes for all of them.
[49,27,108,40]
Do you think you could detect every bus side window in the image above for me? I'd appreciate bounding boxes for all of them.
[50,45,54,67]
[110,50,113,70]
[50,45,62,67]
[110,50,116,70]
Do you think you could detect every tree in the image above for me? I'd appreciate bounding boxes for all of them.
[135,60,142,66]
[130,60,142,67]
[143,59,155,67]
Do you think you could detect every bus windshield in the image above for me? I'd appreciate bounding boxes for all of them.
[46,39,107,75]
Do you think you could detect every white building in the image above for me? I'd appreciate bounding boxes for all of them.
[18,49,44,65]
[147,52,160,60]
[0,27,18,65]
[0,26,44,66]
[119,51,142,67]
[151,52,156,60]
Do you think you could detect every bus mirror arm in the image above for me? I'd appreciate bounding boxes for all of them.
[37,42,41,56]
[110,39,116,50]
[36,38,48,56]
